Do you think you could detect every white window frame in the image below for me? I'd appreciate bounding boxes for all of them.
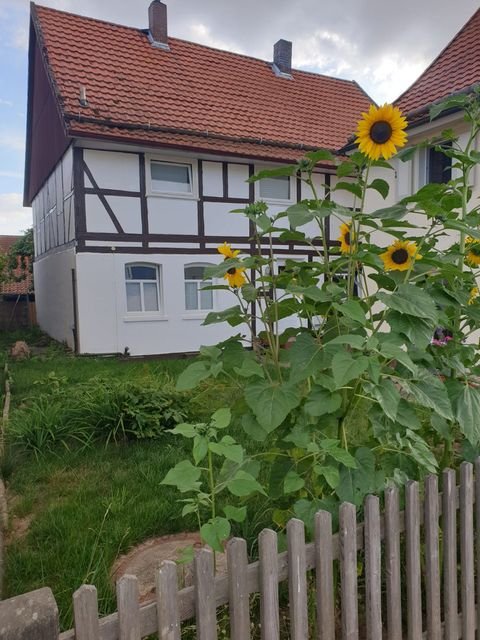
[124,262,163,316]
[146,156,198,199]
[183,262,215,318]
[254,165,295,205]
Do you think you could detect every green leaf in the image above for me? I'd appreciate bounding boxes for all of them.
[370,204,408,220]
[430,94,470,121]
[234,358,265,379]
[304,387,342,417]
[368,178,389,199]
[227,470,266,497]
[332,300,367,325]
[193,435,209,464]
[241,412,269,442]
[378,285,439,323]
[241,283,257,302]
[304,148,336,164]
[223,505,247,523]
[315,465,340,489]
[336,448,382,506]
[203,305,245,327]
[209,437,244,463]
[284,470,305,494]
[334,181,363,199]
[326,335,365,350]
[331,351,369,388]
[397,146,416,162]
[336,161,357,178]
[402,376,453,420]
[379,343,418,374]
[287,333,326,382]
[211,408,231,429]
[200,517,231,552]
[245,381,301,432]
[170,423,198,438]
[161,460,202,493]
[249,165,297,182]
[369,378,400,422]
[286,203,314,229]
[176,361,211,391]
[456,384,480,445]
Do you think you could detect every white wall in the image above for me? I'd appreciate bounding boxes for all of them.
[75,252,248,355]
[34,246,76,349]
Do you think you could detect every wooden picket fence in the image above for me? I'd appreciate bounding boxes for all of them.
[49,460,479,639]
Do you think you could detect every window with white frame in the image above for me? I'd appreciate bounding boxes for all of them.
[125,263,161,313]
[150,161,193,195]
[259,174,291,201]
[184,264,214,311]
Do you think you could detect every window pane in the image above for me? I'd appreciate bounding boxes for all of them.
[185,265,206,280]
[143,282,159,311]
[185,282,198,310]
[151,163,191,193]
[126,282,142,312]
[428,147,452,184]
[126,264,157,280]
[259,175,290,200]
[200,286,213,310]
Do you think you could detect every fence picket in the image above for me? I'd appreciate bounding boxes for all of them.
[194,548,217,640]
[475,458,480,640]
[424,475,441,640]
[156,560,180,640]
[443,468,458,640]
[116,575,140,640]
[227,538,250,640]
[385,486,402,640]
[364,495,382,640]
[460,462,475,640]
[73,585,99,640]
[406,481,422,640]
[259,529,279,640]
[287,518,308,640]
[339,502,358,640]
[315,511,334,640]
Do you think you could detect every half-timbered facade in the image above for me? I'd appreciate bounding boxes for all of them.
[25,2,396,355]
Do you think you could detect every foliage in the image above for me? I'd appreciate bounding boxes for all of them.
[8,377,191,455]
[5,228,34,286]
[168,91,480,538]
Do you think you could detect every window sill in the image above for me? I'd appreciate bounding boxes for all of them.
[123,314,169,323]
[146,192,199,201]
[182,312,211,320]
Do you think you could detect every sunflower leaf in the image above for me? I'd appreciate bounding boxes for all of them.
[368,178,390,199]
[334,181,363,199]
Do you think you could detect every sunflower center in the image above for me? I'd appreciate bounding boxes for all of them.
[370,121,393,144]
[469,243,480,256]
[345,232,351,246]
[227,267,237,275]
[391,248,409,264]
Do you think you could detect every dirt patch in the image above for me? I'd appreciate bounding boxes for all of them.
[112,532,227,602]
[6,514,33,544]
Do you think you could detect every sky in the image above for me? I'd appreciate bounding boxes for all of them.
[0,0,479,235]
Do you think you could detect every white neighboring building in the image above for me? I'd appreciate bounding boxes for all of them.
[24,1,373,355]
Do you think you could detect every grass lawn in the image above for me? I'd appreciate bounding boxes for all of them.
[1,329,259,630]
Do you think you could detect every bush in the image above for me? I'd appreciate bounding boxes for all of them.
[8,377,191,455]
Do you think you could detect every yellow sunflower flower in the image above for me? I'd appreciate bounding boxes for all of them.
[468,286,479,305]
[225,267,247,288]
[217,242,240,259]
[380,240,422,272]
[466,237,480,267]
[356,104,408,160]
[338,221,355,254]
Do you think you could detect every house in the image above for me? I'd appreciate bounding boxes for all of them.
[0,235,34,330]
[24,1,377,356]
[25,3,480,356]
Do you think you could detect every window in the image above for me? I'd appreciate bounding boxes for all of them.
[427,145,452,184]
[150,161,193,194]
[259,175,291,201]
[125,263,161,312]
[184,264,214,311]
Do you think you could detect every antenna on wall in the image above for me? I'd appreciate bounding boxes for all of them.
[79,85,88,107]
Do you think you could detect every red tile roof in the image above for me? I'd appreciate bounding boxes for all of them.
[32,4,373,160]
[0,238,32,296]
[396,8,480,117]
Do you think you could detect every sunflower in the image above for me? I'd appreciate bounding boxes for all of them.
[468,286,479,305]
[380,240,422,272]
[356,104,408,160]
[466,237,480,267]
[217,242,246,288]
[338,222,355,254]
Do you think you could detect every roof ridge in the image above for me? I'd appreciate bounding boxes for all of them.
[394,6,480,107]
[33,2,371,88]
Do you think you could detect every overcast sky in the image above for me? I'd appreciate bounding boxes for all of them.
[0,0,479,234]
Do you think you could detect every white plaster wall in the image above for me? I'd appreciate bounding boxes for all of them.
[203,161,223,197]
[228,164,250,199]
[204,202,250,236]
[83,149,140,191]
[148,197,198,235]
[34,247,76,349]
[75,252,248,355]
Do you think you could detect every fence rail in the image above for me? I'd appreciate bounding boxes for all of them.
[3,461,480,639]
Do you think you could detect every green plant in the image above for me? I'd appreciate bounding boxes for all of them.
[168,92,480,534]
[161,408,265,552]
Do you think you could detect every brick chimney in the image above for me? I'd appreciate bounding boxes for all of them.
[273,39,293,77]
[148,0,169,49]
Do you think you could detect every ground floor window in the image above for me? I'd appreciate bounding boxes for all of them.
[184,264,213,311]
[125,263,161,312]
